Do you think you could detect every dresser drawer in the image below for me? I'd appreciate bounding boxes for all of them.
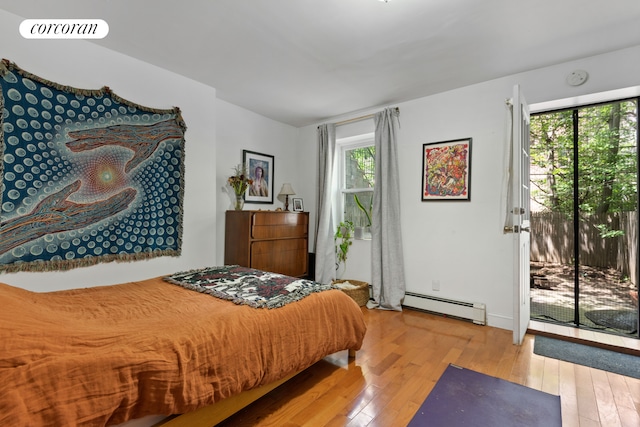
[252,212,307,226]
[251,239,308,277]
[251,212,307,239]
[225,210,309,278]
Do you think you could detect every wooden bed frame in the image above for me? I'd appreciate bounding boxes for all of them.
[156,350,356,427]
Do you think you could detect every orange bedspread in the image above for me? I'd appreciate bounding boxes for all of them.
[0,276,366,427]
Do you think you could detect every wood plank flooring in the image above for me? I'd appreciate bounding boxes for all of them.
[218,308,640,427]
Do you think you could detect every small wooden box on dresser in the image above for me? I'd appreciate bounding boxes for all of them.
[224,210,309,278]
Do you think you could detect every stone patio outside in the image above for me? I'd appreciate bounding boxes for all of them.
[530,262,638,336]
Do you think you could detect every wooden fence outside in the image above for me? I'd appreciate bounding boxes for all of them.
[530,211,637,285]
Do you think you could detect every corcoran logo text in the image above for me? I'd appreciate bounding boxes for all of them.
[20,19,109,39]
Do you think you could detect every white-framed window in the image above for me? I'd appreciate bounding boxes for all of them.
[337,133,375,227]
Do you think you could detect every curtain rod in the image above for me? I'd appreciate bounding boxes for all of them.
[335,113,374,126]
[331,107,400,127]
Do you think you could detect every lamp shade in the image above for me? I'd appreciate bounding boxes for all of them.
[278,183,296,196]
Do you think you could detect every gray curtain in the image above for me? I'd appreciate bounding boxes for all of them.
[368,108,406,311]
[314,124,338,284]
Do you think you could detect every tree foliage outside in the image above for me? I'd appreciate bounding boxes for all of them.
[343,145,375,227]
[345,146,375,190]
[529,99,638,333]
[530,99,638,218]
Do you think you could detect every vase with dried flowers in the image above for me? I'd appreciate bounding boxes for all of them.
[228,164,253,210]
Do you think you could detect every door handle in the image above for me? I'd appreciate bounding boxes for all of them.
[503,225,530,233]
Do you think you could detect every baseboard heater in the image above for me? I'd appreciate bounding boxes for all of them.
[404,292,486,325]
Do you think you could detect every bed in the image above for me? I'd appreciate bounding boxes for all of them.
[0,266,367,427]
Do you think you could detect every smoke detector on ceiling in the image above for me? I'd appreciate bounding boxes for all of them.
[566,70,588,86]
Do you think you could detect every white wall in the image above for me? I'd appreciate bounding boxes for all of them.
[299,45,640,330]
[214,99,300,265]
[0,9,217,291]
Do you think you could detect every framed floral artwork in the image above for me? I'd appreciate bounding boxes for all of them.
[422,138,472,201]
[243,150,274,204]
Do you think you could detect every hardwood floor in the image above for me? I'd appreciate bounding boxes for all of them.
[218,308,640,427]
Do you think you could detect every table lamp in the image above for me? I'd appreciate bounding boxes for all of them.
[278,183,295,211]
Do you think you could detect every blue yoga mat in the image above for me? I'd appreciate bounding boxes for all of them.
[408,364,561,427]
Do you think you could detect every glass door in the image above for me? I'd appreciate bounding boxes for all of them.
[529,98,639,338]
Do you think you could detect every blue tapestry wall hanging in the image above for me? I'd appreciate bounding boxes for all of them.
[0,60,186,272]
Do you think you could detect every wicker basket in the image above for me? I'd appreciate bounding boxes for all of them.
[332,279,370,307]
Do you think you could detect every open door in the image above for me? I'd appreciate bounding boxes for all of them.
[509,84,531,345]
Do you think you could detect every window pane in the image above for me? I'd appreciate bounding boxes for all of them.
[345,146,375,189]
[344,191,373,227]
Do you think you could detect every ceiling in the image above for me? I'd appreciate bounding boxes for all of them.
[1,0,639,127]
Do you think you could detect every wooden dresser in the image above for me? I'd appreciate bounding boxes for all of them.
[224,210,309,277]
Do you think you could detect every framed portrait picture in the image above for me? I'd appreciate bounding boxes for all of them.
[292,198,304,212]
[243,150,274,204]
[422,138,472,201]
